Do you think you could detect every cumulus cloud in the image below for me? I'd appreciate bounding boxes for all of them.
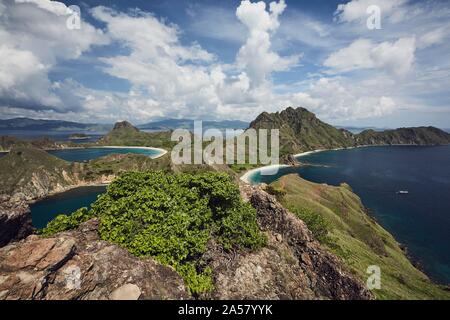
[87,1,298,121]
[324,37,416,76]
[236,0,299,87]
[289,77,396,120]
[0,0,108,111]
[1,0,447,124]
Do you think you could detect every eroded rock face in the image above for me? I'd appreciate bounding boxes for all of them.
[0,219,189,300]
[208,185,373,300]
[0,198,33,247]
[0,184,372,300]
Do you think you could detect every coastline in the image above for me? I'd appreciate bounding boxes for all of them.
[240,164,290,184]
[1,145,169,159]
[94,145,168,159]
[241,144,449,185]
[243,144,450,286]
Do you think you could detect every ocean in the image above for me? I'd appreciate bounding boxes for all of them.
[30,186,107,229]
[249,145,450,284]
[47,147,164,162]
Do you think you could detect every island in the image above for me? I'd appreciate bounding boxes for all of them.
[0,107,449,300]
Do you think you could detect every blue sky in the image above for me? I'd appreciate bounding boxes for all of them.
[0,0,449,128]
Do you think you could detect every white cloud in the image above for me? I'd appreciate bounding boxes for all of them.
[1,0,448,126]
[418,27,448,49]
[236,0,299,87]
[85,1,299,122]
[324,37,416,76]
[334,0,409,24]
[0,0,108,110]
[288,77,396,120]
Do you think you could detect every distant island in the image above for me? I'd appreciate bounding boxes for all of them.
[68,133,90,140]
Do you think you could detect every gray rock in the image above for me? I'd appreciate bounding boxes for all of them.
[110,284,141,300]
[0,219,189,300]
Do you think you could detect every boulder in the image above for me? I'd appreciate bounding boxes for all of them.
[0,219,189,300]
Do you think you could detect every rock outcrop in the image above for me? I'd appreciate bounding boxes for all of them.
[0,186,372,300]
[0,219,189,300]
[0,198,32,247]
[206,184,373,300]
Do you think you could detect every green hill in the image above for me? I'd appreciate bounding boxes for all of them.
[98,121,175,149]
[249,107,355,154]
[249,107,450,155]
[0,147,171,201]
[270,174,450,299]
[355,127,450,145]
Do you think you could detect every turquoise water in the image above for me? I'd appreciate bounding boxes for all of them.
[30,186,106,229]
[248,145,450,284]
[48,147,164,162]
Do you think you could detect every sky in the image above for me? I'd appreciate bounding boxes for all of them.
[0,0,449,128]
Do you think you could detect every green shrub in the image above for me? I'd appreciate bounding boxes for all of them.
[91,171,266,295]
[265,185,287,201]
[40,207,93,236]
[40,171,266,295]
[289,207,330,243]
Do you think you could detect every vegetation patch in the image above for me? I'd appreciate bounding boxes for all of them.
[41,171,266,296]
[271,174,450,300]
[288,207,330,243]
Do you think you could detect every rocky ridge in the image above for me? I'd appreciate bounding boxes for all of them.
[0,185,372,300]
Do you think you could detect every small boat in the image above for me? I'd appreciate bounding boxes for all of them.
[396,190,409,194]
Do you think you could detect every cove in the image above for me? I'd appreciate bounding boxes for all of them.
[245,145,450,285]
[30,185,107,229]
[48,146,166,162]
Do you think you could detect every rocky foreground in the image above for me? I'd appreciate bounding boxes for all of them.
[0,186,371,300]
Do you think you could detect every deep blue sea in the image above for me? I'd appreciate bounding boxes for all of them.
[30,186,107,229]
[48,147,164,162]
[250,145,450,284]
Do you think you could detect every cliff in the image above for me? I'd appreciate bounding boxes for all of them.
[249,107,355,154]
[0,186,372,300]
[355,127,450,146]
[0,147,171,246]
[270,174,450,299]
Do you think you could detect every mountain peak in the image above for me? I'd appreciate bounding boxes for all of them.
[112,121,139,132]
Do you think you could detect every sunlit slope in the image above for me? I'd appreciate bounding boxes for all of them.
[271,174,450,300]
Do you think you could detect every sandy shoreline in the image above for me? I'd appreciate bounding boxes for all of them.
[240,164,291,184]
[241,145,370,184]
[1,145,168,159]
[94,146,168,159]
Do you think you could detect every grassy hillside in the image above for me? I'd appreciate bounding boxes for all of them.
[0,136,72,152]
[98,121,175,149]
[0,147,173,200]
[0,148,73,199]
[356,127,450,145]
[249,107,355,155]
[270,174,450,299]
[250,107,450,155]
